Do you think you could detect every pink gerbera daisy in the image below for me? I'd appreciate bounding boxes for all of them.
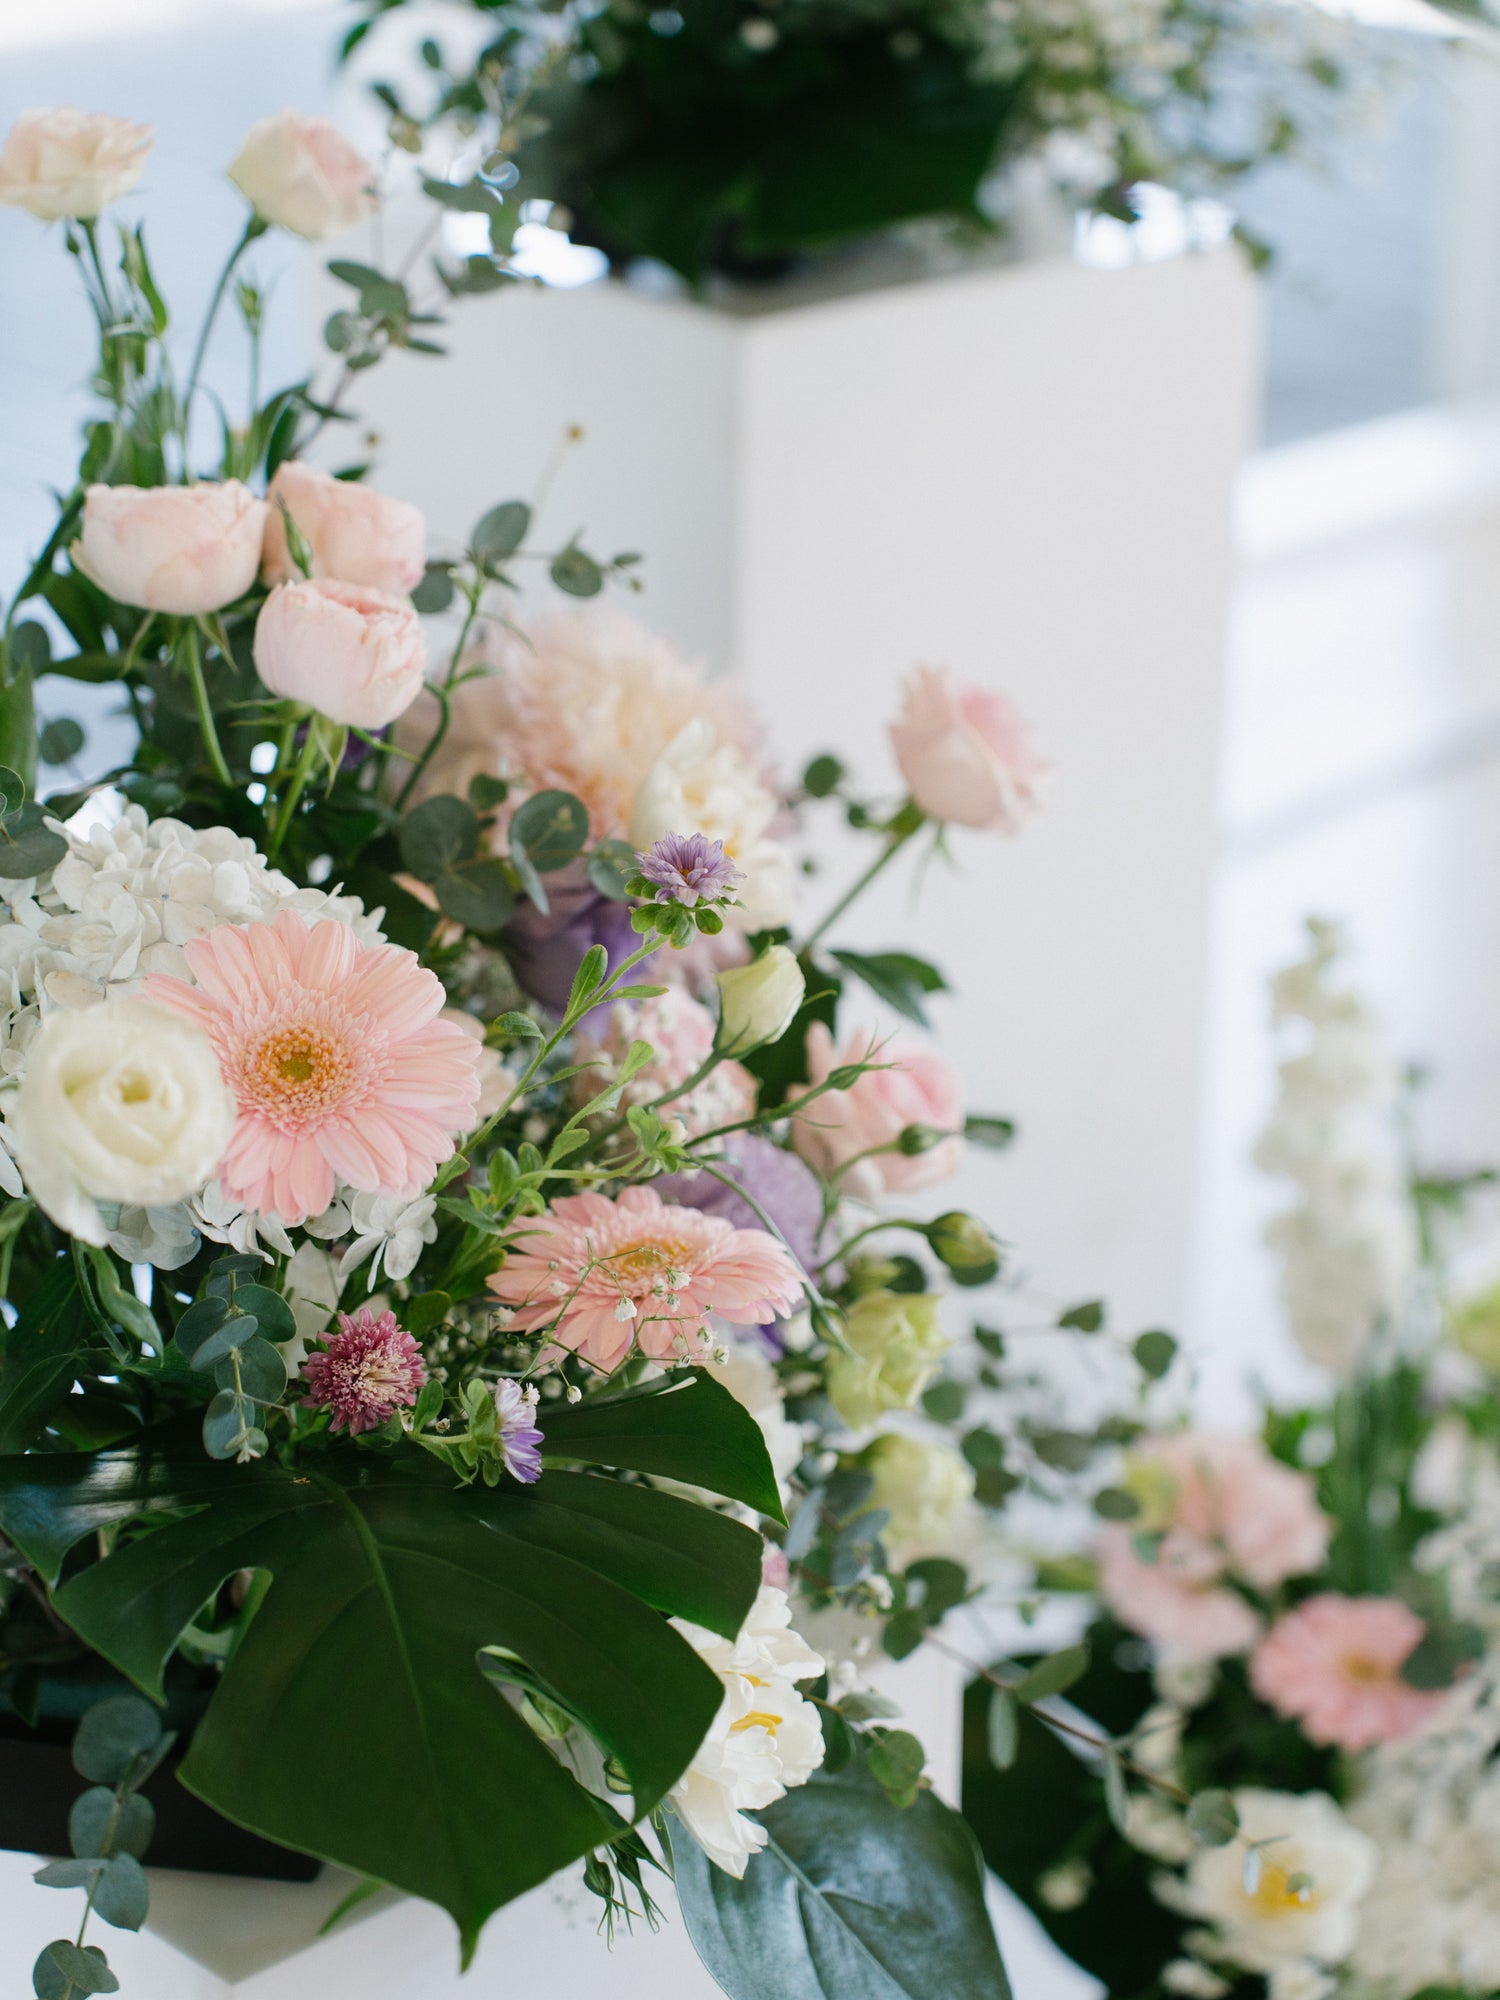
[489,1183,803,1373]
[302,1306,426,1435]
[145,909,480,1225]
[1251,1593,1450,1750]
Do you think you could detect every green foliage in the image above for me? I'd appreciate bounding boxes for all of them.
[667,1748,1010,2000]
[0,1260,100,1453]
[830,948,947,1028]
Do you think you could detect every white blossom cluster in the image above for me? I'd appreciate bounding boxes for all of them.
[0,801,429,1276]
[1253,919,1415,1377]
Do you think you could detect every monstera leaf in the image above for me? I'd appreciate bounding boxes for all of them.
[0,1371,774,1961]
[667,1752,1011,2000]
[0,1259,100,1453]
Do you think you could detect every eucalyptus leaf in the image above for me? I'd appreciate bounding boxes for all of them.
[92,1853,149,1932]
[32,1941,118,1998]
[508,789,589,872]
[214,1337,287,1406]
[399,795,479,882]
[435,857,515,932]
[0,801,68,878]
[667,1751,1010,2000]
[472,500,531,567]
[70,1787,154,1862]
[73,1695,162,1785]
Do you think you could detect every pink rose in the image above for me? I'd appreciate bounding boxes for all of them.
[72,480,267,616]
[254,578,426,729]
[0,109,152,221]
[228,112,375,241]
[890,665,1049,831]
[792,1021,963,1199]
[262,462,425,596]
[1096,1432,1332,1663]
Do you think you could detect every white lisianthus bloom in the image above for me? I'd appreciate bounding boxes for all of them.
[630,719,794,929]
[714,946,805,1057]
[11,999,234,1245]
[669,1585,826,1876]
[0,109,152,221]
[227,111,376,240]
[1162,1789,1376,1975]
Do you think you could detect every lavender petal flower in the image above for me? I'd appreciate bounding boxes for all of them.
[494,1377,545,1484]
[636,831,744,908]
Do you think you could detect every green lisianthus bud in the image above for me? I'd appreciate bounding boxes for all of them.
[827,1289,949,1428]
[926,1211,1001,1287]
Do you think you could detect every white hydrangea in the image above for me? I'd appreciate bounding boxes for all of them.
[1253,920,1415,1376]
[669,1585,826,1876]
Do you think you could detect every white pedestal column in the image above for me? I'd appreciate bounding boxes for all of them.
[355,248,1263,1332]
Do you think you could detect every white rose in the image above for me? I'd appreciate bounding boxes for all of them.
[228,111,376,240]
[669,1586,826,1876]
[0,109,152,221]
[630,718,794,929]
[1167,1789,1376,1974]
[10,999,235,1245]
[714,945,805,1057]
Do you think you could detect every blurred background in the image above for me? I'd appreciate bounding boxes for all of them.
[4,0,1500,1517]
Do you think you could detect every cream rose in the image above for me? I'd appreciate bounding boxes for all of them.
[714,945,805,1057]
[826,1290,949,1428]
[10,999,235,1246]
[262,462,426,596]
[254,577,427,729]
[862,1433,974,1553]
[72,480,267,616]
[890,665,1049,832]
[630,718,794,928]
[228,112,376,240]
[0,109,152,221]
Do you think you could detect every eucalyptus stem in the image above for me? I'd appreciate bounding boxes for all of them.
[181,620,232,786]
[799,810,923,953]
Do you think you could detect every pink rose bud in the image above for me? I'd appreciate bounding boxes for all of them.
[71,480,268,616]
[0,109,153,221]
[890,665,1049,832]
[792,1022,965,1200]
[263,462,426,596]
[227,111,376,241]
[254,578,427,730]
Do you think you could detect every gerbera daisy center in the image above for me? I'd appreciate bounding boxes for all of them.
[244,1019,358,1123]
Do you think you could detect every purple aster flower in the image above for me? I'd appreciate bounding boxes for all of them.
[301,1307,426,1436]
[494,1378,545,1484]
[635,831,744,908]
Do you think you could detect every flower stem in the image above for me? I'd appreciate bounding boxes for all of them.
[267,722,320,861]
[799,808,923,953]
[182,620,233,786]
[183,215,265,438]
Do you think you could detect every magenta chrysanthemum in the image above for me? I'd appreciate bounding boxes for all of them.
[494,1378,545,1484]
[301,1306,427,1435]
[489,1183,803,1373]
[144,908,481,1226]
[635,831,743,907]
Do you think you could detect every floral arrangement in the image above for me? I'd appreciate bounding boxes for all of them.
[964,921,1500,2000]
[342,0,1363,283]
[0,99,1099,2000]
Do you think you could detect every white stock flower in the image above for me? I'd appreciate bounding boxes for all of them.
[1163,1789,1376,1975]
[11,999,234,1245]
[669,1585,826,1876]
[630,719,794,930]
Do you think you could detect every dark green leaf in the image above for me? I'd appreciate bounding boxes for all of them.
[868,1728,926,1806]
[963,1116,1016,1150]
[1058,1301,1105,1333]
[411,562,456,614]
[802,754,843,798]
[471,501,531,567]
[543,1369,785,1523]
[0,1261,99,1452]
[399,795,480,882]
[986,1688,1017,1771]
[92,1853,149,1932]
[549,545,603,597]
[1133,1330,1177,1380]
[1092,1487,1140,1521]
[231,1285,295,1345]
[1186,1789,1240,1847]
[188,1315,259,1373]
[0,801,68,878]
[70,1787,154,1861]
[830,949,947,1028]
[468,773,510,811]
[73,1695,163,1785]
[1030,1430,1095,1472]
[173,1294,231,1360]
[215,1337,287,1406]
[0,763,26,813]
[0,1438,762,1961]
[920,1379,966,1424]
[33,1941,118,1997]
[508,790,589,873]
[1012,1645,1090,1706]
[587,838,638,901]
[39,717,85,766]
[667,1751,1010,2000]
[435,857,515,933]
[1400,1620,1485,1690]
[34,1858,103,1890]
